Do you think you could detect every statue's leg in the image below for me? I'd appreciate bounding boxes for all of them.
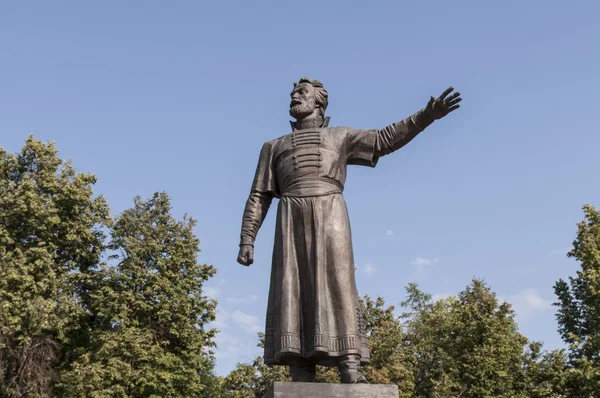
[337,354,368,384]
[288,358,316,382]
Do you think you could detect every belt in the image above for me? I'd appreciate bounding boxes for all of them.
[281,178,342,197]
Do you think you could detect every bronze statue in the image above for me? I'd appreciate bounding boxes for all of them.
[237,78,461,383]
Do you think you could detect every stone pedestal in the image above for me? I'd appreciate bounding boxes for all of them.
[262,381,398,398]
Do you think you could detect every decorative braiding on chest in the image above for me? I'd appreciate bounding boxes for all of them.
[291,130,322,170]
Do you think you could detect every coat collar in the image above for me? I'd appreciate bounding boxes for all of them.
[290,116,330,131]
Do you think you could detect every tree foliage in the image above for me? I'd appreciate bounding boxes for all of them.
[415,280,527,396]
[553,203,600,395]
[0,137,108,397]
[402,280,568,397]
[0,138,219,397]
[359,296,414,396]
[57,192,218,397]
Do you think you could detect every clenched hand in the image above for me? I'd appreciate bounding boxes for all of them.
[237,244,254,266]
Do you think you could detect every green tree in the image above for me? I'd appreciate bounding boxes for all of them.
[360,296,414,396]
[403,279,536,397]
[57,192,217,397]
[220,355,289,398]
[219,332,290,398]
[553,203,600,395]
[0,137,109,397]
[517,342,568,398]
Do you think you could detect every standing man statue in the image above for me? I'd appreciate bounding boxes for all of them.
[237,77,461,384]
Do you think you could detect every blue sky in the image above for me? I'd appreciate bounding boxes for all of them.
[2,1,599,375]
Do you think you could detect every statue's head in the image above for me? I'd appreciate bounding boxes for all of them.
[289,77,328,120]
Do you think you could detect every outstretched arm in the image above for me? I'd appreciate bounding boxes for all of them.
[376,87,461,157]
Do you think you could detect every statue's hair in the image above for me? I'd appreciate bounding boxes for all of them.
[293,77,328,116]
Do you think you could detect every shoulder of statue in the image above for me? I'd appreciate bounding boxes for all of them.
[262,137,280,146]
[325,126,355,133]
[273,132,290,141]
[258,139,276,155]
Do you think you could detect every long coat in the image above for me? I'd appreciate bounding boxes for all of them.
[240,111,432,367]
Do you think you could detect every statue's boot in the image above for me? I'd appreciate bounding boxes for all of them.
[337,354,368,384]
[289,359,316,382]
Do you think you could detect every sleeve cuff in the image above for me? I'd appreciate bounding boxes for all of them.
[240,236,255,246]
[410,109,435,131]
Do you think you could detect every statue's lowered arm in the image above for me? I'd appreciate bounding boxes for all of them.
[240,190,273,248]
[238,141,278,266]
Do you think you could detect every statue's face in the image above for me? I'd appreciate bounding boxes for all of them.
[289,83,317,120]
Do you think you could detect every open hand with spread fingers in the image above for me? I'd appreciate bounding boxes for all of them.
[425,87,462,120]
